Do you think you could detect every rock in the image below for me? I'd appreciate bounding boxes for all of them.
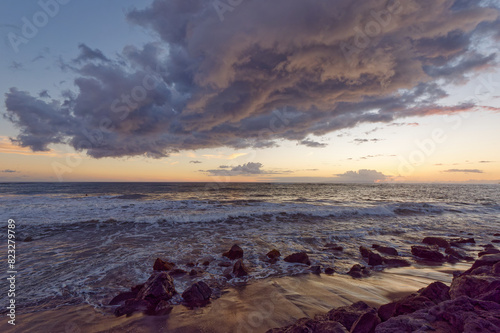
[348,264,371,278]
[218,262,232,267]
[326,301,376,331]
[186,262,195,267]
[284,252,311,265]
[449,275,500,299]
[494,233,500,237]
[202,260,210,266]
[109,291,138,306]
[351,311,381,333]
[419,281,450,304]
[131,284,144,293]
[266,249,281,260]
[450,237,475,247]
[325,243,344,251]
[446,254,460,264]
[169,268,187,276]
[266,318,349,333]
[137,272,177,305]
[114,299,151,317]
[360,246,384,266]
[325,267,335,275]
[153,258,175,271]
[24,236,33,242]
[372,244,398,256]
[485,244,496,249]
[310,265,322,274]
[189,268,203,276]
[223,244,244,260]
[233,259,249,277]
[422,236,450,248]
[153,300,173,316]
[182,281,212,307]
[445,246,474,261]
[382,258,411,267]
[479,249,500,257]
[411,245,445,262]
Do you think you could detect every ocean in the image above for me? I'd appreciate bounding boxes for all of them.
[1,182,499,322]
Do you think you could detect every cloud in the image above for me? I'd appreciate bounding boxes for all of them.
[299,139,327,148]
[9,61,23,70]
[479,160,494,163]
[218,165,230,169]
[443,169,484,173]
[353,138,383,144]
[204,162,284,176]
[1,169,17,173]
[189,160,202,164]
[4,0,500,158]
[334,169,390,183]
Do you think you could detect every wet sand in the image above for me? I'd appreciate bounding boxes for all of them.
[2,263,470,333]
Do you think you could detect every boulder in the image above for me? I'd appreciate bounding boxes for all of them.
[182,281,212,307]
[153,300,173,316]
[372,244,398,256]
[223,244,244,260]
[382,258,411,267]
[449,275,500,299]
[189,268,204,276]
[445,246,474,261]
[324,243,344,251]
[348,264,371,278]
[411,245,445,262]
[466,253,500,273]
[114,299,151,317]
[284,252,311,265]
[326,301,376,331]
[137,272,177,305]
[169,268,187,276]
[351,311,381,333]
[479,249,500,257]
[450,237,475,247]
[153,258,175,271]
[233,259,249,277]
[360,246,384,266]
[310,265,322,275]
[266,249,281,260]
[325,267,335,275]
[422,236,450,248]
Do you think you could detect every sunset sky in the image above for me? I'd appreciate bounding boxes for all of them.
[1,0,499,183]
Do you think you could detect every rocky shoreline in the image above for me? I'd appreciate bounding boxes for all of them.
[108,236,500,332]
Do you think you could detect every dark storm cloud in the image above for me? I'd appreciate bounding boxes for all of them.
[4,0,500,158]
[443,169,484,173]
[299,139,327,148]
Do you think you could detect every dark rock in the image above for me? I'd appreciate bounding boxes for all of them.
[169,268,187,276]
[186,262,195,267]
[218,262,232,267]
[153,300,173,316]
[131,283,144,293]
[479,249,500,257]
[449,275,500,299]
[411,245,445,262]
[182,281,212,307]
[445,246,474,261]
[360,246,383,266]
[223,244,244,260]
[324,243,344,251]
[233,259,249,277]
[202,260,210,266]
[494,233,500,237]
[422,236,450,248]
[383,258,411,267]
[372,244,398,256]
[348,264,371,278]
[114,299,152,317]
[24,236,33,242]
[266,249,281,260]
[351,311,381,333]
[465,253,500,274]
[484,244,496,249]
[109,291,137,305]
[310,265,322,275]
[137,272,177,305]
[153,258,175,271]
[189,268,203,276]
[325,267,335,275]
[326,301,376,331]
[446,254,460,264]
[419,281,450,304]
[284,252,311,265]
[266,318,349,333]
[450,237,475,247]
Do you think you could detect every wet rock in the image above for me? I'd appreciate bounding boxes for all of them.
[492,240,500,243]
[382,258,411,267]
[419,281,451,304]
[137,272,177,305]
[445,246,474,261]
[422,236,450,248]
[202,260,210,266]
[266,318,349,333]
[223,244,244,260]
[169,268,187,276]
[218,262,232,267]
[114,299,151,317]
[450,237,475,247]
[189,268,203,276]
[324,243,344,251]
[348,264,371,278]
[284,252,311,265]
[360,246,383,266]
[153,300,173,316]
[484,244,496,249]
[411,245,445,262]
[326,301,376,331]
[310,265,322,275]
[351,311,381,333]
[233,259,249,277]
[449,275,500,299]
[446,254,460,264]
[153,258,175,271]
[182,281,212,307]
[266,249,281,260]
[479,248,500,257]
[23,236,33,242]
[465,253,500,274]
[325,267,335,275]
[109,291,137,306]
[494,233,500,237]
[186,262,195,267]
[372,244,398,256]
[131,283,144,293]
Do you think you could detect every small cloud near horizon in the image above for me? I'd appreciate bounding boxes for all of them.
[1,169,17,173]
[189,160,202,164]
[443,169,484,173]
[299,139,327,148]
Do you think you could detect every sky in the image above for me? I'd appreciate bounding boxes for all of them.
[1,0,499,183]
